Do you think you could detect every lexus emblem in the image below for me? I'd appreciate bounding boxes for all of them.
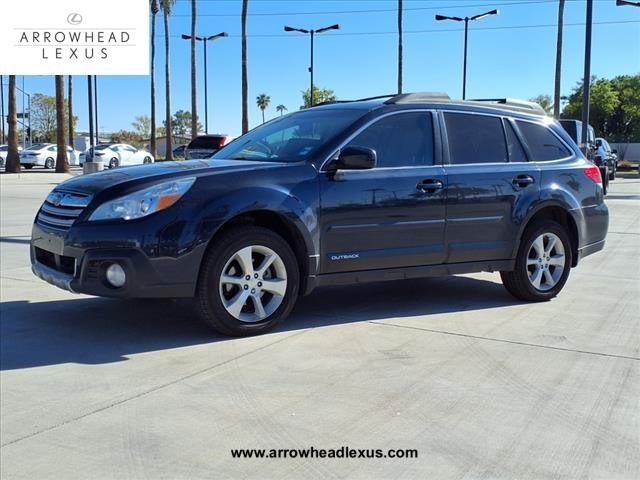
[67,13,83,25]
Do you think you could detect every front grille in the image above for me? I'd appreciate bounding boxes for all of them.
[34,246,76,275]
[36,190,92,231]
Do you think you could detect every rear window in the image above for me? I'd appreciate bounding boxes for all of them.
[188,136,227,150]
[516,121,572,161]
[444,113,508,164]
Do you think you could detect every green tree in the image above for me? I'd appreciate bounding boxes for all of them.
[301,86,336,109]
[529,94,553,115]
[276,104,288,116]
[111,130,144,147]
[607,75,640,142]
[256,94,270,123]
[562,76,622,139]
[31,93,77,142]
[163,110,202,137]
[132,115,152,137]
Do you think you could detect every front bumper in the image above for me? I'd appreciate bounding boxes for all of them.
[31,221,204,298]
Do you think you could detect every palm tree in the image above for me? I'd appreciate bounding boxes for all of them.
[397,0,403,94]
[276,104,287,116]
[553,0,565,119]
[256,94,270,123]
[150,0,159,158]
[5,76,20,173]
[162,0,176,161]
[241,0,249,134]
[55,75,69,173]
[190,0,198,138]
[68,75,74,148]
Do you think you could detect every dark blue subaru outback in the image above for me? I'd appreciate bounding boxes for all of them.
[31,93,608,336]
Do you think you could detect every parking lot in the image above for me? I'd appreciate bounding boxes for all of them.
[1,171,638,479]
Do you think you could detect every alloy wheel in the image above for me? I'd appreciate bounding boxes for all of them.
[218,245,288,322]
[526,232,566,291]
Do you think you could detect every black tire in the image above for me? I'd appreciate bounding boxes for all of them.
[195,226,300,336]
[23,164,33,169]
[500,220,572,302]
[609,165,616,181]
[602,168,609,195]
[143,156,152,164]
[109,158,119,169]
[44,158,54,169]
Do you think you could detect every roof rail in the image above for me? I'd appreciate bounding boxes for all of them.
[466,98,547,115]
[384,92,451,104]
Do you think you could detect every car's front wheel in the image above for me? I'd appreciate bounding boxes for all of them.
[109,158,119,169]
[143,156,152,164]
[500,220,572,302]
[44,158,54,169]
[195,226,299,336]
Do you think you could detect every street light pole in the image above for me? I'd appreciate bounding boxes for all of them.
[435,9,499,99]
[616,0,640,6]
[284,24,340,107]
[181,32,228,134]
[580,0,593,154]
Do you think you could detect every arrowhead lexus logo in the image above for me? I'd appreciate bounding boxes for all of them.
[0,0,149,75]
[66,13,83,26]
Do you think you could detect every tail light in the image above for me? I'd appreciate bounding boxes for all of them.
[584,165,602,184]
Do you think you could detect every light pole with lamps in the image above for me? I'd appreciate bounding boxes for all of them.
[616,0,640,6]
[181,32,228,134]
[435,9,499,99]
[284,24,340,107]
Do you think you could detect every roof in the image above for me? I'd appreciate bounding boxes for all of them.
[310,92,548,118]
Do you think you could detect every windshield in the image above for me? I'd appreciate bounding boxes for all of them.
[213,109,365,162]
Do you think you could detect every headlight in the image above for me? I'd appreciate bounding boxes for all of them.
[89,177,196,221]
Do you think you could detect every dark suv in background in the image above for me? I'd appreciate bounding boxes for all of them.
[31,93,608,336]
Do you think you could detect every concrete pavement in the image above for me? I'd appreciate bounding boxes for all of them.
[1,171,639,479]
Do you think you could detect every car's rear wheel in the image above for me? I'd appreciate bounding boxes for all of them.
[44,158,54,169]
[24,164,33,169]
[500,220,572,302]
[609,164,616,180]
[143,156,152,164]
[195,226,299,336]
[109,158,119,169]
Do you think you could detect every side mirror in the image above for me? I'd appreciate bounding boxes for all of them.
[334,146,377,170]
[595,139,602,147]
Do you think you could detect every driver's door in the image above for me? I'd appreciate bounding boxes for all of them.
[319,111,447,274]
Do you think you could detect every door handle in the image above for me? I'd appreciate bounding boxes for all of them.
[512,175,535,188]
[416,179,444,193]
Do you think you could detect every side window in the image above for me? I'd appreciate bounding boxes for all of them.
[504,120,528,162]
[516,121,571,161]
[346,112,434,168]
[47,146,56,151]
[444,113,508,164]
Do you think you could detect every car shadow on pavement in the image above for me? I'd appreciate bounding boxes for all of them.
[0,275,520,371]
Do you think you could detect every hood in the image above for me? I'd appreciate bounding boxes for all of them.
[55,159,284,195]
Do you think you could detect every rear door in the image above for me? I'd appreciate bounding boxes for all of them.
[319,110,447,273]
[442,111,540,263]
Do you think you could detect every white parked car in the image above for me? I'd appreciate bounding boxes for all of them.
[83,144,155,168]
[20,144,83,169]
[0,144,23,169]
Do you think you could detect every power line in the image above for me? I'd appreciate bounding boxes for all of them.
[163,0,576,17]
[157,19,640,38]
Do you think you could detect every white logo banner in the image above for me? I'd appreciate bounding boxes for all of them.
[0,0,149,75]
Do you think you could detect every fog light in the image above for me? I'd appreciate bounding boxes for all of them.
[105,263,126,287]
